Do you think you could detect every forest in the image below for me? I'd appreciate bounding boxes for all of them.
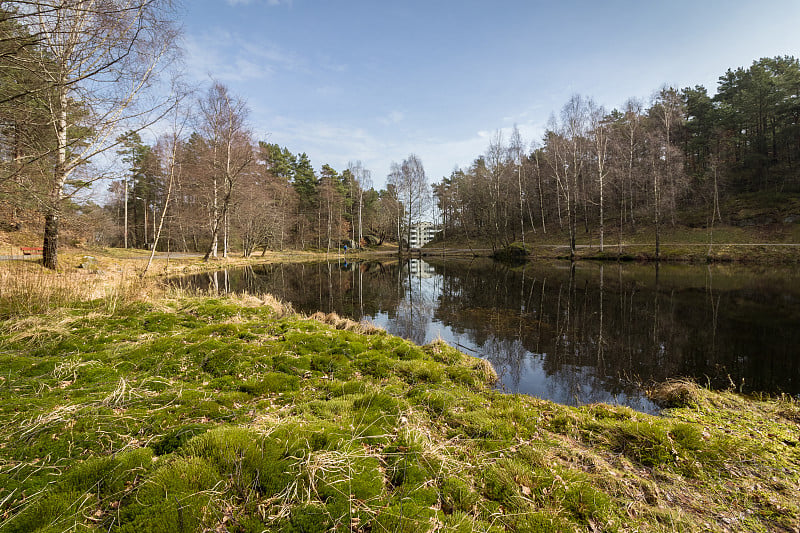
[1,2,799,266]
[432,56,800,258]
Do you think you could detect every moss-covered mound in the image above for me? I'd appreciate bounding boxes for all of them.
[491,242,531,262]
[0,295,798,532]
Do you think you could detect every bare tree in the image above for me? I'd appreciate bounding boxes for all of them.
[588,99,610,251]
[485,131,506,248]
[543,96,589,260]
[348,160,372,246]
[653,87,686,229]
[5,0,180,269]
[198,82,253,261]
[142,102,189,276]
[648,87,687,260]
[620,98,644,229]
[508,125,528,247]
[387,154,429,252]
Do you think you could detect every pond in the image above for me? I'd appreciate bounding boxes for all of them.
[170,258,800,413]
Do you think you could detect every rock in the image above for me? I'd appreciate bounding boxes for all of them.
[79,256,99,272]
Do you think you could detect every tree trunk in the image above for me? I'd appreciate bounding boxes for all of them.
[43,87,68,270]
[142,151,176,277]
[654,170,661,261]
[43,211,59,269]
[358,190,363,247]
[204,176,219,260]
[223,210,228,258]
[124,176,129,248]
[518,165,525,248]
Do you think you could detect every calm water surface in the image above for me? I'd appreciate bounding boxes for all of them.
[171,259,800,413]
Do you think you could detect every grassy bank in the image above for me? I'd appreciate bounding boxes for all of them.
[422,222,800,264]
[0,267,799,531]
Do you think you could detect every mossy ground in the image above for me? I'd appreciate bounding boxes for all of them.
[0,293,798,532]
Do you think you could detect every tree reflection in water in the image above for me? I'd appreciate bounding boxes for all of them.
[170,258,800,412]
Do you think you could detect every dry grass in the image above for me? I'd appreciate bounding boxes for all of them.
[0,260,97,316]
[0,256,170,319]
[307,311,384,335]
[646,379,704,408]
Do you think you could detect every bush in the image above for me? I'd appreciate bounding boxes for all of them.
[491,242,531,262]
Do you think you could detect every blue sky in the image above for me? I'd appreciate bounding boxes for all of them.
[182,0,800,188]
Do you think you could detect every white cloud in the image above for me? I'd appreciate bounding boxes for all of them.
[378,110,404,126]
[182,29,299,83]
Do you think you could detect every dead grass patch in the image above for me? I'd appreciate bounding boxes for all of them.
[646,379,704,408]
[307,311,384,335]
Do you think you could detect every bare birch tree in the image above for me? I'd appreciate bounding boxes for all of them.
[4,0,180,269]
[508,125,527,247]
[589,99,610,251]
[348,160,372,247]
[198,82,253,261]
[387,154,429,252]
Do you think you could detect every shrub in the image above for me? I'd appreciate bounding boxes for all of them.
[491,242,531,262]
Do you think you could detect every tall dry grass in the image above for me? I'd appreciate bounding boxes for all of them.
[0,260,95,317]
[0,259,160,318]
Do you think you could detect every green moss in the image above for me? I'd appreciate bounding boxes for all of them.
[449,408,515,440]
[440,476,479,514]
[424,339,463,365]
[506,511,577,532]
[116,456,221,532]
[310,352,353,378]
[181,426,291,497]
[353,350,392,378]
[240,372,300,395]
[562,480,613,524]
[2,292,799,532]
[151,424,210,456]
[383,434,440,493]
[394,359,445,384]
[409,387,458,415]
[2,489,87,533]
[282,504,331,532]
[482,460,528,511]
[352,391,401,414]
[373,501,439,533]
[315,453,384,503]
[325,379,368,397]
[445,365,482,389]
[2,448,157,532]
[607,421,675,467]
[273,354,311,375]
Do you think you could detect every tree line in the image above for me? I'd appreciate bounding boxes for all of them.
[432,56,800,258]
[107,82,409,259]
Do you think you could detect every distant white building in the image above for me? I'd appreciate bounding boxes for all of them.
[408,222,441,248]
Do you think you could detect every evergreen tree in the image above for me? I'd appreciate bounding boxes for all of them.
[292,152,318,206]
